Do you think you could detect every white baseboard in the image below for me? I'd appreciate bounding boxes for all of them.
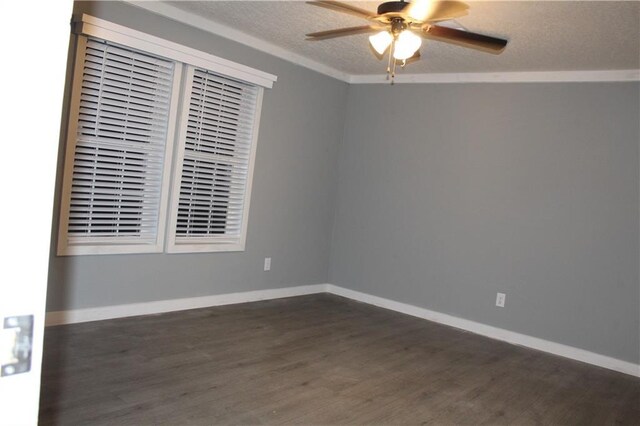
[45,284,326,326]
[325,284,639,378]
[46,282,639,378]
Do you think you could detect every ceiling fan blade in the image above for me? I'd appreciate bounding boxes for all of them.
[307,1,375,20]
[422,25,507,54]
[306,25,381,40]
[408,0,469,22]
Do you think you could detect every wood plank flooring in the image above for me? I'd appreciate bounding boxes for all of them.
[39,294,640,425]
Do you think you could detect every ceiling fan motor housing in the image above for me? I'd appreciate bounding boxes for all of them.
[377,1,410,16]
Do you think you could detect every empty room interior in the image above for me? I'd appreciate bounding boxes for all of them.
[25,0,640,424]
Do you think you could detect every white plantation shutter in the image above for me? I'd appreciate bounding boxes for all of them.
[168,67,262,252]
[58,37,176,255]
[58,20,273,256]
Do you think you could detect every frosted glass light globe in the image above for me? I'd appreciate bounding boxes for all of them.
[393,30,422,60]
[369,31,393,55]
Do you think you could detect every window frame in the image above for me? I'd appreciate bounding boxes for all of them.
[56,15,276,256]
[73,14,276,89]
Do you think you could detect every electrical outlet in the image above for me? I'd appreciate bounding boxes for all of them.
[496,292,506,307]
[264,257,271,271]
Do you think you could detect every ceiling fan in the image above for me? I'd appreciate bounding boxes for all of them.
[306,0,508,81]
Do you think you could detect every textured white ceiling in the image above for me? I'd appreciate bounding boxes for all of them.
[163,1,640,75]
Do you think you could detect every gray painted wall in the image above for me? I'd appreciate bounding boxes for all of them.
[48,1,639,366]
[46,1,348,311]
[329,83,640,364]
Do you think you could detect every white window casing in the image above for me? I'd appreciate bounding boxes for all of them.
[74,14,276,89]
[57,15,276,256]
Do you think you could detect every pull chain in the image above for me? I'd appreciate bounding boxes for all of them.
[386,39,397,84]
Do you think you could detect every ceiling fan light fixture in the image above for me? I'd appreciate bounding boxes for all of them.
[369,30,393,55]
[306,0,508,84]
[393,30,422,60]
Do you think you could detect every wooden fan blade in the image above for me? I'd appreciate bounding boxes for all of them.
[422,25,507,54]
[408,0,469,22]
[307,1,375,20]
[306,25,380,40]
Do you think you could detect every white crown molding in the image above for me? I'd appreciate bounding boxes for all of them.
[349,69,640,84]
[325,285,639,378]
[125,1,640,85]
[125,1,351,82]
[45,284,326,325]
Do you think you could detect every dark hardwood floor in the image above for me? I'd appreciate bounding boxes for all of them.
[40,294,639,425]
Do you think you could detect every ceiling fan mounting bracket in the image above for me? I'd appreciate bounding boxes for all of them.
[373,1,415,24]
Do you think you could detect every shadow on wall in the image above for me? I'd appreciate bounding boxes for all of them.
[46,5,88,316]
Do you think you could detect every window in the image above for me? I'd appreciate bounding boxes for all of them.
[57,15,276,255]
[167,68,262,252]
[57,37,176,255]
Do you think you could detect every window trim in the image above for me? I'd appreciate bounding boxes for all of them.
[165,66,264,253]
[73,14,277,89]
